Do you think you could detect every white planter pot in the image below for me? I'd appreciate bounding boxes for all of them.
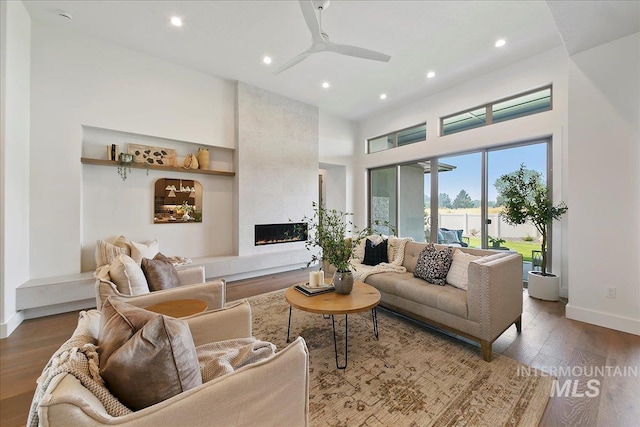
[527,271,559,301]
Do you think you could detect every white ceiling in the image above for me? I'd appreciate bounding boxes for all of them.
[22,1,640,122]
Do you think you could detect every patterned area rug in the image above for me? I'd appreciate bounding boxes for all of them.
[248,290,553,427]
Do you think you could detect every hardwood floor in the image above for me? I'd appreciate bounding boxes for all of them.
[1,268,638,427]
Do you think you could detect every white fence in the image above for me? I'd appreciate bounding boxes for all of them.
[439,213,539,239]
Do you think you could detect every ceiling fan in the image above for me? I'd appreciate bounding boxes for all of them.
[273,0,391,75]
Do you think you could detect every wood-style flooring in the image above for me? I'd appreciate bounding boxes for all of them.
[1,268,638,427]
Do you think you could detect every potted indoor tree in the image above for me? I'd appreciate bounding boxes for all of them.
[294,202,391,294]
[497,164,568,301]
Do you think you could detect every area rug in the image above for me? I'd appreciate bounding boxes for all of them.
[248,290,553,427]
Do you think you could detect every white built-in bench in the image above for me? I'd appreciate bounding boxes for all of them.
[16,249,310,319]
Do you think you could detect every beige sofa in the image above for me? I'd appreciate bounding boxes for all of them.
[32,300,310,426]
[331,241,523,361]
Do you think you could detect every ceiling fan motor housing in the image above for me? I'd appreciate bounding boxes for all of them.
[312,0,331,11]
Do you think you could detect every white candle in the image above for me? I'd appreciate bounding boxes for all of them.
[318,270,324,285]
[309,271,319,287]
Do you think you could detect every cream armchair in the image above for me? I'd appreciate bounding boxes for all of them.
[95,265,226,312]
[34,301,310,426]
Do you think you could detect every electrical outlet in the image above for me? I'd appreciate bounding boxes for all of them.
[606,286,616,298]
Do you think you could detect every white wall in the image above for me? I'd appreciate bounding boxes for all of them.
[356,47,569,292]
[319,111,357,213]
[236,82,318,256]
[0,0,31,337]
[565,33,640,335]
[29,23,236,278]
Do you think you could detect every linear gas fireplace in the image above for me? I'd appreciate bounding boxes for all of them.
[255,223,308,246]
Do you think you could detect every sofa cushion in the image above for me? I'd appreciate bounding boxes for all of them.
[365,271,415,295]
[362,239,389,266]
[413,243,453,285]
[98,299,202,411]
[109,254,150,295]
[390,278,468,319]
[141,253,181,291]
[446,249,484,291]
[130,239,160,264]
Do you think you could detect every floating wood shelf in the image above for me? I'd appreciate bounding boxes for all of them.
[80,158,235,177]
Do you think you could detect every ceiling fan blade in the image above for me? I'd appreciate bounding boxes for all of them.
[273,50,313,75]
[298,0,323,41]
[326,41,391,62]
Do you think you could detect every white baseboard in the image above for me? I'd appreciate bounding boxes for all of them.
[566,304,640,335]
[22,299,96,320]
[0,310,25,339]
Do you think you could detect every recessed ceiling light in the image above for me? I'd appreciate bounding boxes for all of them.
[263,56,272,65]
[170,16,183,27]
[322,81,330,89]
[58,11,72,21]
[495,39,506,48]
[380,94,387,100]
[427,71,436,79]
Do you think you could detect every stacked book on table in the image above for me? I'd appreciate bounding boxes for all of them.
[294,282,335,296]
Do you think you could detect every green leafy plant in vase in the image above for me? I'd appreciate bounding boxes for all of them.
[488,236,506,249]
[497,164,568,300]
[293,202,393,294]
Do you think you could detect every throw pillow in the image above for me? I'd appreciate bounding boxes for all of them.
[109,254,150,295]
[112,235,132,257]
[413,243,453,285]
[130,239,160,264]
[446,249,484,290]
[95,236,132,268]
[441,230,461,244]
[141,253,182,291]
[98,298,202,411]
[362,239,389,266]
[95,240,124,269]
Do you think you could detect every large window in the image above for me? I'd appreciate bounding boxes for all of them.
[367,123,426,154]
[369,139,551,282]
[441,86,552,136]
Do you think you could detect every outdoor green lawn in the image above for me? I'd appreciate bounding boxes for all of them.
[467,238,541,262]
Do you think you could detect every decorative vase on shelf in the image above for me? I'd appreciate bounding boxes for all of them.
[332,271,354,295]
[197,148,210,170]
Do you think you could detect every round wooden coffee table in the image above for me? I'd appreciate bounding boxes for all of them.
[145,299,207,318]
[285,281,381,369]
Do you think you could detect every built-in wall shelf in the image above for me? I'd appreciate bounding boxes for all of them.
[80,158,235,177]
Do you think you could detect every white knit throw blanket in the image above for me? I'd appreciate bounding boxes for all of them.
[351,237,413,282]
[197,338,276,382]
[28,312,132,427]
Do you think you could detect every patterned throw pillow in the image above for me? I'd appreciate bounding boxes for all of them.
[413,243,454,285]
[362,238,389,266]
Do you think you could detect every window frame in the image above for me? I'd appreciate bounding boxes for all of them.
[367,122,426,154]
[440,85,552,136]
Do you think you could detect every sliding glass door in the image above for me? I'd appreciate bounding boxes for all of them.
[487,142,548,273]
[436,152,483,248]
[368,138,550,280]
[370,167,396,235]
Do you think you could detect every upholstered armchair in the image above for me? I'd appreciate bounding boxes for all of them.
[31,301,311,426]
[95,265,226,312]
